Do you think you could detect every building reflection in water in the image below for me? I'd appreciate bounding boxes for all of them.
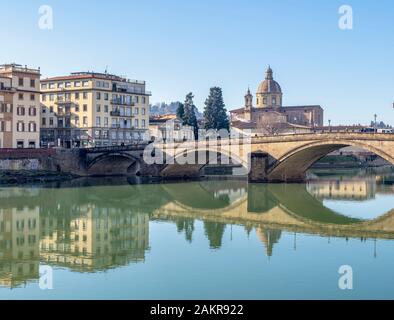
[307,177,376,201]
[0,171,393,288]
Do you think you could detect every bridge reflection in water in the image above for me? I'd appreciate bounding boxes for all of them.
[0,171,393,288]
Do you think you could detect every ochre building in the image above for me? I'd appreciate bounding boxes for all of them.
[40,72,151,148]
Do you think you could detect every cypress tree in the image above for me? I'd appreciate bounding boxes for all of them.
[183,92,199,139]
[204,87,229,131]
[176,102,185,123]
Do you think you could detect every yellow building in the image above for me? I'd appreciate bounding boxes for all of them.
[307,179,376,201]
[39,207,150,272]
[40,72,151,148]
[0,64,41,148]
[0,203,40,288]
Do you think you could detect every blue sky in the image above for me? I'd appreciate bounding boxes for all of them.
[1,0,393,125]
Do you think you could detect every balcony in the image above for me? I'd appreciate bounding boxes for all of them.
[110,98,135,106]
[110,110,135,117]
[55,99,74,105]
[0,84,13,92]
[56,110,72,117]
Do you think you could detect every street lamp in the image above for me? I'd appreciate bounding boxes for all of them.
[328,119,331,131]
[374,114,377,129]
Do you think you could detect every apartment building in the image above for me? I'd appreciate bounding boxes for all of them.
[0,77,14,148]
[40,72,151,148]
[0,64,41,148]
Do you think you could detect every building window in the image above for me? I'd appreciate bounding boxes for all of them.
[142,108,146,115]
[263,98,267,104]
[42,94,47,102]
[17,140,24,148]
[142,119,146,128]
[96,92,101,100]
[104,105,108,113]
[75,105,79,112]
[134,107,139,115]
[49,118,54,126]
[104,93,109,100]
[96,104,101,112]
[49,94,54,101]
[142,97,146,104]
[75,116,80,126]
[65,82,71,88]
[58,82,64,89]
[83,92,88,99]
[17,106,25,116]
[41,83,47,90]
[83,117,88,126]
[17,122,25,132]
[134,119,139,128]
[29,107,37,116]
[104,117,108,126]
[28,122,37,132]
[18,93,24,100]
[75,92,80,100]
[82,81,89,87]
[272,96,276,105]
[74,81,81,87]
[50,106,54,113]
[49,83,55,89]
[30,79,35,88]
[83,104,88,112]
[18,78,24,86]
[30,94,35,101]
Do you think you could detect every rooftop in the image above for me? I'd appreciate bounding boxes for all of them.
[42,71,146,85]
[0,63,40,74]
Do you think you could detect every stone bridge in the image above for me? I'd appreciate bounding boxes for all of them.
[60,132,394,182]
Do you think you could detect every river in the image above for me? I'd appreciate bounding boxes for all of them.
[0,167,394,299]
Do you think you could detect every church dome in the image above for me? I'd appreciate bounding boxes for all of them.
[257,66,282,94]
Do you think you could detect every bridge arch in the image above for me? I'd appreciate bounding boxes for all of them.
[87,152,140,176]
[159,146,249,178]
[267,139,394,182]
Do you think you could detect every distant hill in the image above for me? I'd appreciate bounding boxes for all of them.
[150,101,203,119]
[370,121,392,128]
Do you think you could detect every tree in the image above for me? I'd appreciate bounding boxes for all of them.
[183,92,199,139]
[204,87,230,131]
[176,102,185,123]
[203,221,226,249]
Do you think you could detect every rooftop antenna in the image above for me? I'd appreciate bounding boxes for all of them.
[105,66,108,74]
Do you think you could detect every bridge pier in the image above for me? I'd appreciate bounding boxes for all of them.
[248,152,269,183]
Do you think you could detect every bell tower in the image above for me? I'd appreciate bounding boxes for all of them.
[244,88,253,121]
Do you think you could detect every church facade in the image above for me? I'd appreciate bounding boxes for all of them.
[230,67,324,135]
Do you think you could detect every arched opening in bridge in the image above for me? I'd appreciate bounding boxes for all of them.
[266,142,394,183]
[160,149,249,179]
[87,154,139,176]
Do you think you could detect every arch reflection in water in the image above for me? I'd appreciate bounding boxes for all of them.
[0,170,393,288]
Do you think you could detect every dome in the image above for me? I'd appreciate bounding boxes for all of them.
[257,66,282,94]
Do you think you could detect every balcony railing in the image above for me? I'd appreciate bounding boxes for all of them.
[0,84,13,91]
[56,110,72,116]
[55,99,74,105]
[110,110,135,117]
[110,98,135,106]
